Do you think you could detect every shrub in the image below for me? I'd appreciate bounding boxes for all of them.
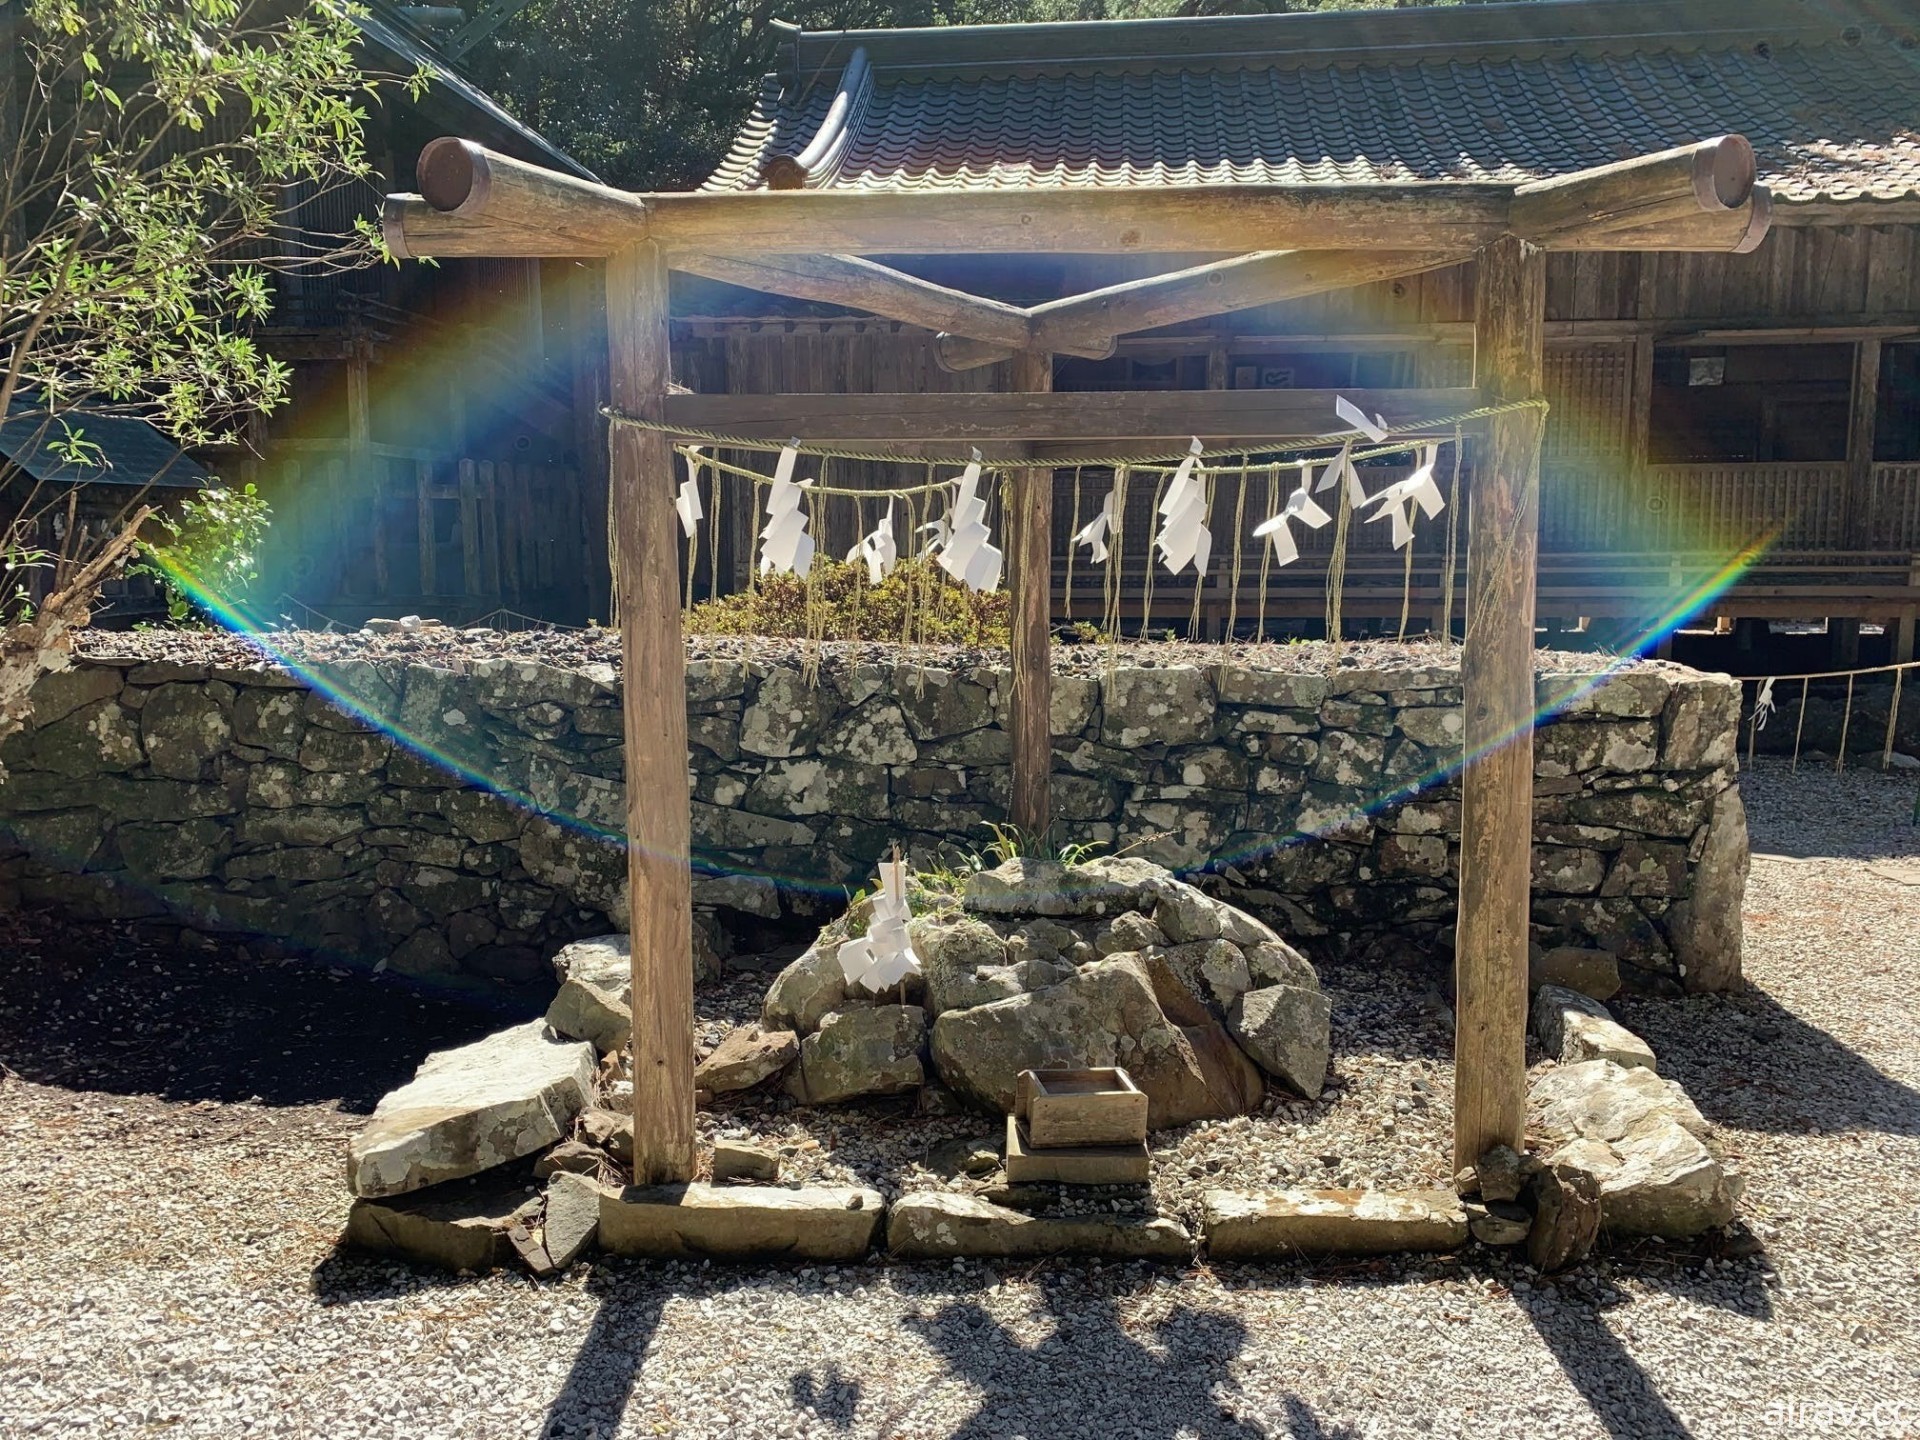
[686,557,1010,647]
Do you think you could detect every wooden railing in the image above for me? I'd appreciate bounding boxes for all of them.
[1869,463,1920,549]
[258,441,581,616]
[1638,462,1847,551]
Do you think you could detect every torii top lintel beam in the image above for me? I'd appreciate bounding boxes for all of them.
[385,135,1770,366]
[388,134,1767,264]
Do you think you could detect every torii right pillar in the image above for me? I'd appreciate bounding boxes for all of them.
[1454,234,1547,1177]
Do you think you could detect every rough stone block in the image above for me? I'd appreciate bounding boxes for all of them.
[1227,983,1331,1099]
[1530,946,1621,1000]
[545,934,633,1054]
[786,1005,925,1105]
[888,1192,1190,1261]
[1101,666,1214,748]
[1531,1060,1741,1238]
[597,1183,883,1261]
[1531,985,1657,1070]
[695,1024,799,1093]
[1204,1189,1469,1258]
[711,1140,782,1183]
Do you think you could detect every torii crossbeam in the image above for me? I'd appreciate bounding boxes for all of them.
[383,135,1769,1183]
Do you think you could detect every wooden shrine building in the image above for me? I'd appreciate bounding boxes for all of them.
[661,0,1920,659]
[216,2,602,628]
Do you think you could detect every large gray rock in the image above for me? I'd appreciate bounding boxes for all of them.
[1530,1060,1741,1238]
[1527,1140,1605,1272]
[786,1005,926,1104]
[911,913,1015,1017]
[545,934,632,1054]
[1530,985,1656,1071]
[738,668,834,757]
[1668,784,1749,993]
[762,940,867,1036]
[139,683,230,781]
[1101,665,1214,748]
[1244,939,1321,991]
[1165,939,1253,1011]
[888,1193,1192,1261]
[1227,983,1332,1099]
[531,1170,606,1275]
[930,954,1261,1129]
[347,1020,596,1198]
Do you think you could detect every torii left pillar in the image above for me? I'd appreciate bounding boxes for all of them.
[607,241,696,1182]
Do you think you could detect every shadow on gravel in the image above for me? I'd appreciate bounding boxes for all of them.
[1522,1260,1775,1440]
[536,1267,668,1440]
[0,911,525,1112]
[884,1281,1281,1438]
[1617,985,1920,1138]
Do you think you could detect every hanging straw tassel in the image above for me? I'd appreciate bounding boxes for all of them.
[1226,455,1249,640]
[1440,426,1464,642]
[1255,465,1277,643]
[707,458,722,612]
[1188,468,1215,638]
[1139,469,1169,640]
[1324,464,1354,646]
[1397,531,1415,641]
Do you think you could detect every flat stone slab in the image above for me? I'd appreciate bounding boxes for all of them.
[1203,1188,1469,1259]
[888,1192,1191,1261]
[598,1183,884,1261]
[345,1170,539,1273]
[347,1020,597,1198]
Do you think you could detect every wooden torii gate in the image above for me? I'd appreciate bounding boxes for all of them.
[385,136,1770,1183]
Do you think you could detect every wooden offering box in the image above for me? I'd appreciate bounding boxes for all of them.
[1016,1068,1149,1149]
[1004,1113,1149,1186]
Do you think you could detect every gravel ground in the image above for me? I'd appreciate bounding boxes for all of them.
[76,624,1632,682]
[3,762,1918,1438]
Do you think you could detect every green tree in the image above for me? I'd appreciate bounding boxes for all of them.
[0,0,398,758]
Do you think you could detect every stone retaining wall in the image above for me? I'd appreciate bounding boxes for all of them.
[0,647,1748,993]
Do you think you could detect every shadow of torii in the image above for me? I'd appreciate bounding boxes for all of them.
[783,1279,1342,1440]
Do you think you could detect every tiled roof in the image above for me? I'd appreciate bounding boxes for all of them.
[707,0,1920,207]
[0,403,209,490]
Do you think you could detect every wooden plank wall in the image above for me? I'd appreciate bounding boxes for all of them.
[670,224,1920,605]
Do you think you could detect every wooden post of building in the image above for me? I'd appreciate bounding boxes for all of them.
[606,241,696,1183]
[1455,234,1547,1177]
[569,262,613,624]
[1008,350,1055,838]
[1846,338,1882,549]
